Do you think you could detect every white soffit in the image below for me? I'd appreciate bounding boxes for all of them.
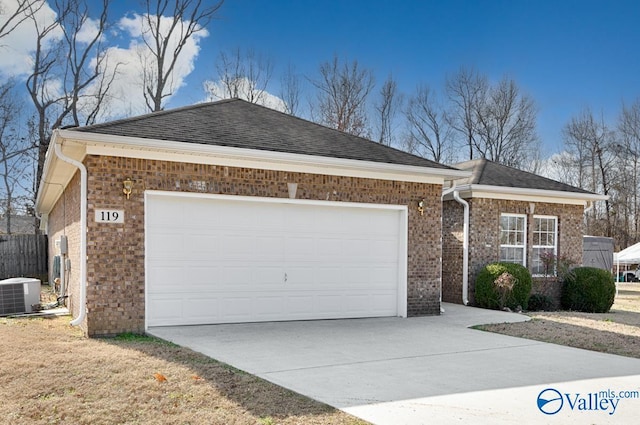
[60,130,470,184]
[444,184,607,205]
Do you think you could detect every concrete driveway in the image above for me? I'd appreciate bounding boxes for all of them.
[149,303,640,424]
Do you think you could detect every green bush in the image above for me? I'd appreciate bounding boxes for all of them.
[527,293,554,311]
[475,262,532,310]
[561,267,616,313]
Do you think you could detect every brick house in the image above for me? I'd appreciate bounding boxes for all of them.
[35,99,468,336]
[442,159,607,307]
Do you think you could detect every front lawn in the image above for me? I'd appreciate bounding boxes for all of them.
[0,315,368,425]
[477,283,640,359]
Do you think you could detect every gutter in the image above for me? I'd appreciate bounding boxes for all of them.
[53,137,88,327]
[452,190,470,306]
[442,184,470,307]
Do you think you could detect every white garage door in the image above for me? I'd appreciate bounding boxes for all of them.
[145,192,407,327]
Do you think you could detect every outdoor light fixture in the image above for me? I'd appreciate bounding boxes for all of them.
[287,182,298,199]
[123,178,133,199]
[418,199,425,216]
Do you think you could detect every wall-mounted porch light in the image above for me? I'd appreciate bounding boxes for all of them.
[418,199,425,216]
[123,178,134,199]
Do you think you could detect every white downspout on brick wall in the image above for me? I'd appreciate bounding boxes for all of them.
[443,183,470,307]
[451,189,470,306]
[53,138,88,327]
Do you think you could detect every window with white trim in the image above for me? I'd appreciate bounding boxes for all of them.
[532,215,558,275]
[499,214,527,266]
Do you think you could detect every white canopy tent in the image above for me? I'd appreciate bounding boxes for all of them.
[615,242,640,294]
[615,242,640,265]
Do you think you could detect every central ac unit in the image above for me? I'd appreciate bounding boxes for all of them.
[0,278,41,315]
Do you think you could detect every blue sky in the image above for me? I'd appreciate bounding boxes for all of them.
[172,0,640,154]
[2,0,639,155]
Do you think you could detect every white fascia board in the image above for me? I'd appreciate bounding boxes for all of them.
[35,134,87,214]
[442,184,607,205]
[58,129,470,184]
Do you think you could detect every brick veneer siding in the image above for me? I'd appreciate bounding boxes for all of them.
[47,154,444,336]
[442,198,584,306]
[442,200,464,303]
[47,172,83,327]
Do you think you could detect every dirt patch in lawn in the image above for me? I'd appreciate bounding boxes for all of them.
[478,283,640,359]
[0,314,368,425]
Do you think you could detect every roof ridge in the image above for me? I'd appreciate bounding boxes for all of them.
[74,98,239,132]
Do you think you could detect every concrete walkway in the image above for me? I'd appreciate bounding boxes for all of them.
[149,303,640,424]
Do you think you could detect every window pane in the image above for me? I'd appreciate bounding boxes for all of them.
[500,247,525,265]
[532,217,557,275]
[532,247,554,275]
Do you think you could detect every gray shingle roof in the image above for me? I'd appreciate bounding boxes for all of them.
[76,98,453,170]
[454,158,596,195]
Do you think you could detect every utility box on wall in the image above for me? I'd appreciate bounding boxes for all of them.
[0,277,41,315]
[583,236,614,271]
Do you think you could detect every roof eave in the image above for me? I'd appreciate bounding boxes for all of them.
[445,183,608,203]
[62,129,470,180]
[36,129,471,214]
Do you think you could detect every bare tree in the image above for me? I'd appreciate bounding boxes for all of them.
[26,0,113,186]
[403,85,453,163]
[310,55,375,137]
[55,0,116,127]
[446,67,486,160]
[279,62,301,115]
[446,68,538,168]
[206,47,274,104]
[563,109,616,236]
[140,0,223,112]
[374,73,402,146]
[617,99,640,243]
[474,76,538,168]
[25,0,68,186]
[0,0,44,41]
[0,81,34,234]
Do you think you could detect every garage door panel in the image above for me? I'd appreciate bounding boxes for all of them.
[189,234,221,258]
[253,236,285,260]
[146,194,405,327]
[253,296,286,319]
[148,264,185,291]
[221,297,254,321]
[148,297,183,323]
[148,232,185,259]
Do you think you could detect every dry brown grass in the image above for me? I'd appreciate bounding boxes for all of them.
[0,311,368,425]
[478,283,640,359]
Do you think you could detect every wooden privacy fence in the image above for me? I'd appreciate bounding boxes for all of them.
[0,235,48,280]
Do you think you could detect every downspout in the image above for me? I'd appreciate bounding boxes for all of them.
[452,190,470,306]
[584,201,594,215]
[53,139,87,327]
[441,185,456,313]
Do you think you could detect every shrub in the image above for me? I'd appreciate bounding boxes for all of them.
[527,293,554,311]
[475,262,532,310]
[561,267,616,313]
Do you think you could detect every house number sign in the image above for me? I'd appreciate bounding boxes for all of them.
[95,209,124,224]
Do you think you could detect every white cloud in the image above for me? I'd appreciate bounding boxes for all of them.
[97,12,207,116]
[0,0,61,77]
[0,3,210,120]
[75,15,102,44]
[203,77,287,112]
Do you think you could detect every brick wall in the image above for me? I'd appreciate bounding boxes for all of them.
[48,155,444,336]
[47,172,83,331]
[442,197,584,306]
[442,200,464,303]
